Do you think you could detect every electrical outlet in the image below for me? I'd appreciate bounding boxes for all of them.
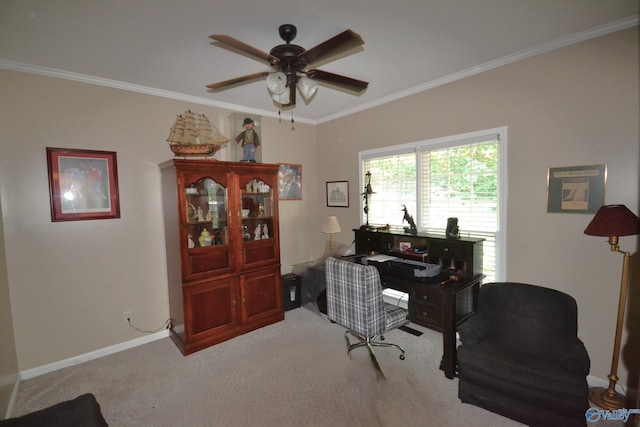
[123,310,132,323]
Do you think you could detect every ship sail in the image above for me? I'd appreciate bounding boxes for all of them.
[182,110,198,145]
[198,114,214,145]
[198,114,229,146]
[166,114,185,144]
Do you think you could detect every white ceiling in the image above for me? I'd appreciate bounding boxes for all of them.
[1,1,638,124]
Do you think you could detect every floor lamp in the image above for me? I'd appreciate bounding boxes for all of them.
[584,204,640,410]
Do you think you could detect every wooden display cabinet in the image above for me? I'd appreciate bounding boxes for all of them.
[161,159,283,355]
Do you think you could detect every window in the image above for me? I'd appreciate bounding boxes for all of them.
[360,128,506,282]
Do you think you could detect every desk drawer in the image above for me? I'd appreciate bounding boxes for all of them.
[409,301,441,329]
[429,240,472,260]
[409,286,442,329]
[410,285,441,303]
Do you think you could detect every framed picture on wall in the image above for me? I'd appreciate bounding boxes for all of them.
[326,181,349,207]
[546,164,606,214]
[46,147,121,221]
[278,164,302,200]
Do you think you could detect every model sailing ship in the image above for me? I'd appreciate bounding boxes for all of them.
[166,110,229,157]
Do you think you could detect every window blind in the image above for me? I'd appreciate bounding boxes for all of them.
[360,131,502,282]
[363,152,417,227]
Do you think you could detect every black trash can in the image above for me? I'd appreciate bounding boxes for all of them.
[281,273,301,311]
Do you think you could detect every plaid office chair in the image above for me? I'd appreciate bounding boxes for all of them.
[325,257,409,365]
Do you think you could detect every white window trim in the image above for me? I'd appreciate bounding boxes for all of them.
[359,126,508,281]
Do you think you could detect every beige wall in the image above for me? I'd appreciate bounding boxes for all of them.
[0,71,319,371]
[0,196,19,416]
[0,27,638,391]
[316,27,639,388]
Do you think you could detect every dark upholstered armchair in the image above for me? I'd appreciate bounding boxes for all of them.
[1,394,108,426]
[325,257,409,364]
[457,282,590,427]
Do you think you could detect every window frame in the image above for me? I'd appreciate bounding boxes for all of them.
[359,127,507,281]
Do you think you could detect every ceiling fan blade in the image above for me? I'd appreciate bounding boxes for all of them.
[299,30,364,67]
[306,69,368,92]
[209,34,278,65]
[206,71,270,91]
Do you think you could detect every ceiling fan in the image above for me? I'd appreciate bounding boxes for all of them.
[206,24,369,107]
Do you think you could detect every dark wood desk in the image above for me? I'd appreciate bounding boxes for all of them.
[353,228,484,379]
[363,259,483,379]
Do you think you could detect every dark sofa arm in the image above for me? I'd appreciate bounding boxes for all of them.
[1,393,108,427]
[559,338,591,376]
[458,313,489,345]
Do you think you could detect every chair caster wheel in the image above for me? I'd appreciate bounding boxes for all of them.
[400,354,405,360]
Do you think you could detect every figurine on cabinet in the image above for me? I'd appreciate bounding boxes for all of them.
[254,224,262,240]
[401,205,418,235]
[446,217,460,239]
[235,118,261,162]
[198,229,213,247]
[242,225,251,241]
[196,206,205,222]
[262,223,269,239]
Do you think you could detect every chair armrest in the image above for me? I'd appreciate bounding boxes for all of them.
[559,338,590,376]
[458,313,489,345]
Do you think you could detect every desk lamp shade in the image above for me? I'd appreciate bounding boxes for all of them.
[583,204,640,410]
[584,204,640,237]
[322,215,341,249]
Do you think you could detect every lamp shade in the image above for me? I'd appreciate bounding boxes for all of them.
[584,204,640,237]
[297,76,318,100]
[322,215,341,234]
[266,72,287,95]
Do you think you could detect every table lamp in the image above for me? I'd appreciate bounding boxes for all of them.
[322,215,341,249]
[584,204,640,410]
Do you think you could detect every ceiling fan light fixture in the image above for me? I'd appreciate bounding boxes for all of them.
[266,71,287,95]
[271,87,290,105]
[297,76,318,100]
[208,25,368,110]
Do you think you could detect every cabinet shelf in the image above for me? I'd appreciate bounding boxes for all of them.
[187,220,229,226]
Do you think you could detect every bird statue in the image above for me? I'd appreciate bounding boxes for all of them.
[401,205,417,235]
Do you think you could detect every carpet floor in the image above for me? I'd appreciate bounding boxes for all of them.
[11,307,610,426]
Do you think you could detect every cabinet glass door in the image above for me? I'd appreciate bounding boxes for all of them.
[239,177,277,268]
[240,178,274,242]
[184,177,231,277]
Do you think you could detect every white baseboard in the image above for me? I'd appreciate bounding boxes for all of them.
[20,329,169,380]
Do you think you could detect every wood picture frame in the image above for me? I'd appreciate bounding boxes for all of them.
[47,147,121,221]
[546,164,606,214]
[326,181,349,207]
[278,164,302,200]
